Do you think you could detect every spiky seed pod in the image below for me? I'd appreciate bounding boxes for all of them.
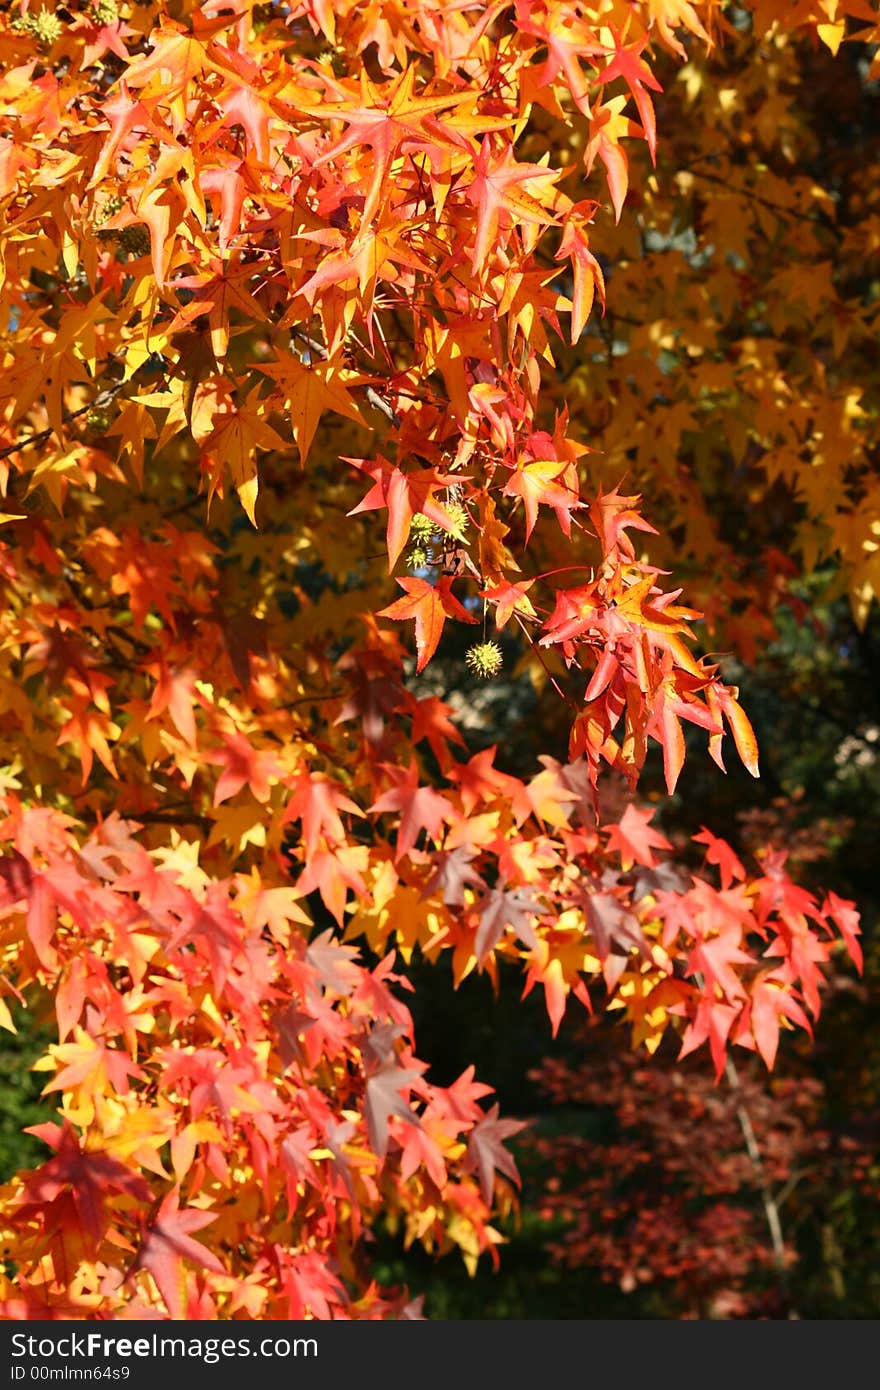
[409,512,436,541]
[118,225,151,258]
[98,195,125,224]
[95,195,126,240]
[465,641,503,679]
[445,501,469,537]
[32,10,63,42]
[92,0,119,22]
[86,408,111,434]
[406,545,431,571]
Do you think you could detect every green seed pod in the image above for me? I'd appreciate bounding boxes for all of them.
[85,408,111,434]
[92,0,119,22]
[32,10,63,42]
[409,513,436,541]
[406,545,431,571]
[95,194,126,240]
[444,501,469,538]
[465,641,503,679]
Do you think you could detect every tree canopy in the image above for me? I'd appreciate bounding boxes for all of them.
[0,0,874,1319]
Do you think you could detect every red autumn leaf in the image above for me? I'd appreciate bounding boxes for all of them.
[465,138,556,273]
[347,456,463,571]
[132,1189,225,1320]
[369,762,455,860]
[693,827,747,891]
[475,887,544,963]
[599,30,663,162]
[604,804,673,871]
[739,972,812,1070]
[467,1104,527,1203]
[377,577,477,672]
[502,458,583,542]
[20,1123,149,1246]
[282,771,363,857]
[363,1062,422,1158]
[823,890,863,973]
[481,578,538,631]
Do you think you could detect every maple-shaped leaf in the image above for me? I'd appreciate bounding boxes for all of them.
[823,890,862,973]
[274,1002,317,1070]
[132,1189,224,1320]
[276,1246,346,1320]
[588,483,659,560]
[369,761,455,860]
[503,458,583,542]
[406,693,467,767]
[347,456,463,571]
[309,66,470,225]
[477,492,520,584]
[433,1066,495,1124]
[599,31,663,162]
[20,1122,149,1247]
[604,804,672,871]
[377,577,477,672]
[678,996,741,1079]
[262,353,366,466]
[467,1104,527,1203]
[475,887,544,962]
[516,2,602,114]
[146,663,198,746]
[738,971,812,1070]
[556,201,606,342]
[424,845,486,907]
[706,681,760,779]
[446,745,532,820]
[122,22,215,95]
[361,1021,410,1072]
[481,578,537,630]
[295,843,370,925]
[688,922,754,1002]
[465,138,556,272]
[364,1061,422,1158]
[693,827,747,891]
[206,730,281,805]
[283,771,363,857]
[306,929,362,996]
[200,389,286,524]
[581,887,650,968]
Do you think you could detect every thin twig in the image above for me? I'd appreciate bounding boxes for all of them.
[0,383,124,463]
[725,1055,798,1318]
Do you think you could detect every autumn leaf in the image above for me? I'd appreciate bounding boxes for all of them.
[502,458,583,542]
[467,1105,527,1203]
[475,887,544,963]
[347,456,464,571]
[604,805,673,871]
[132,1189,225,1320]
[377,576,477,672]
[693,827,746,891]
[262,353,366,466]
[363,1061,422,1158]
[369,761,455,860]
[465,139,557,273]
[19,1123,149,1247]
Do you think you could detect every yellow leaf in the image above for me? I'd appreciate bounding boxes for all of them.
[816,21,845,54]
